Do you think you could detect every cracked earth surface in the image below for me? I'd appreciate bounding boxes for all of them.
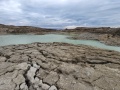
[0,42,120,90]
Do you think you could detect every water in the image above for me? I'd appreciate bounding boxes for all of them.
[0,34,120,52]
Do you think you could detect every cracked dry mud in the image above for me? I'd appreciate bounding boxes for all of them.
[0,42,120,90]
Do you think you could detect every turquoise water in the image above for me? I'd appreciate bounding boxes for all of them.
[0,34,120,52]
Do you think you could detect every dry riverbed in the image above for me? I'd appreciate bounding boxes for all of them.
[0,42,120,90]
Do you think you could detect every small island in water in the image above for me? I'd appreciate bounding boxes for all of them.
[0,24,120,90]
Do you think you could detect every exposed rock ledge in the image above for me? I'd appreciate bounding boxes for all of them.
[0,42,120,90]
[67,32,120,46]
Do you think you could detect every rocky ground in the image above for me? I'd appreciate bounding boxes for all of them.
[63,27,120,46]
[68,32,120,46]
[0,42,120,90]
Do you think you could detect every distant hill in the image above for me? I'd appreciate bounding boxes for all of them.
[0,24,57,34]
[0,24,120,36]
[64,27,120,36]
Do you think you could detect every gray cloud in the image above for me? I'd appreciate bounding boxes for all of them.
[0,0,120,28]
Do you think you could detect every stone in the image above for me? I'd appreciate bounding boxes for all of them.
[49,85,57,90]
[13,74,25,88]
[27,66,37,83]
[20,83,28,90]
[16,62,30,70]
[33,62,40,69]
[73,82,93,90]
[41,83,50,90]
[43,71,59,85]
[0,56,6,62]
[57,75,76,90]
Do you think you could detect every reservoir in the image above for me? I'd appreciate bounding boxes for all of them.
[0,34,120,52]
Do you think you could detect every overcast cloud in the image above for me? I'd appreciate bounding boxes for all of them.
[0,0,120,28]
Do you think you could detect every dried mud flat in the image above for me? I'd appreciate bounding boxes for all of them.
[0,42,120,90]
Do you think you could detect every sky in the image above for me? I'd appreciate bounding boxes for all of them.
[0,0,120,29]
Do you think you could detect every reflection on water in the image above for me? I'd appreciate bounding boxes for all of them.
[0,34,120,52]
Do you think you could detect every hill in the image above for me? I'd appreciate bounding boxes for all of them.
[0,24,57,34]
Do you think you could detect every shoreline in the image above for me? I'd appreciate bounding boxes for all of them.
[67,32,120,46]
[0,24,120,46]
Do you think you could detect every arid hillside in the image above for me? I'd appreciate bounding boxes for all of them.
[64,27,120,36]
[0,24,57,34]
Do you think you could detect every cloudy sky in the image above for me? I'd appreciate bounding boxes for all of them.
[0,0,120,29]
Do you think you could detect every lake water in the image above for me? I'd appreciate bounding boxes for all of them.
[0,34,120,52]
